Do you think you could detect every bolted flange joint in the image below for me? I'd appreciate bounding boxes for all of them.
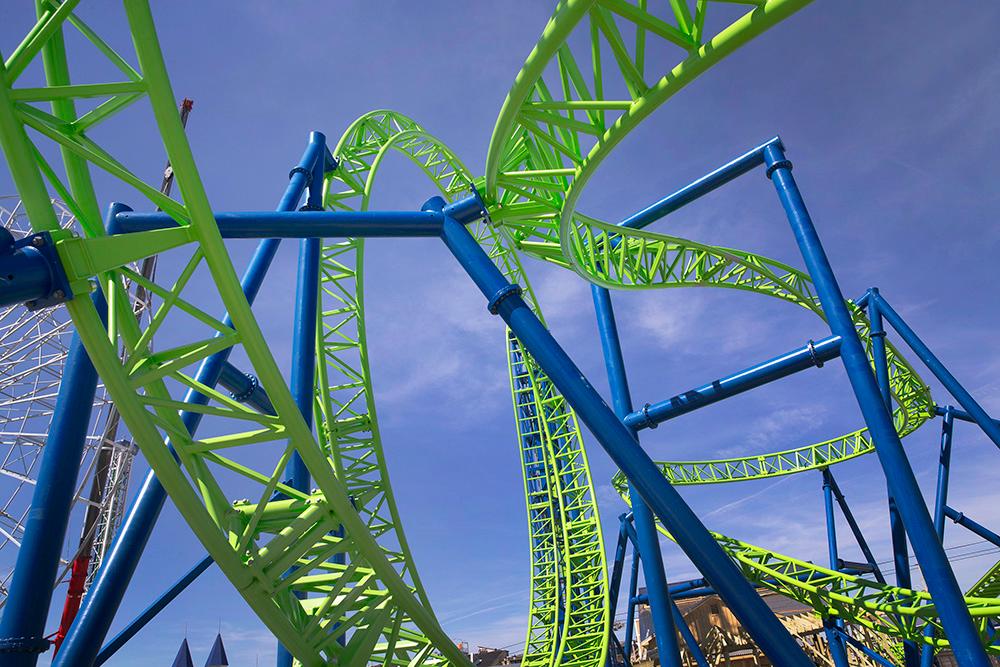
[288,166,312,187]
[638,403,658,429]
[487,283,522,315]
[0,229,73,311]
[765,159,793,180]
[806,339,824,368]
[230,373,259,403]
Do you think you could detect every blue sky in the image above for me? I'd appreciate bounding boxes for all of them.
[3,2,1000,664]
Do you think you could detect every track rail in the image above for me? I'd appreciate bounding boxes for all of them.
[615,485,1000,653]
[0,7,466,665]
[323,109,609,667]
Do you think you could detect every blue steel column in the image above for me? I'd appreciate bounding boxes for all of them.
[623,548,640,664]
[669,600,709,667]
[922,407,955,667]
[94,555,214,666]
[591,283,681,667]
[825,471,885,583]
[276,131,325,667]
[608,517,630,612]
[821,469,851,667]
[55,134,328,667]
[872,292,1000,450]
[868,290,917,667]
[435,199,812,667]
[763,143,989,666]
[0,288,108,665]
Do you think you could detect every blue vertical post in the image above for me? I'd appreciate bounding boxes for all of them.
[0,288,108,665]
[591,284,682,667]
[669,600,709,667]
[872,292,1000,450]
[436,198,812,667]
[821,469,851,667]
[763,142,989,666]
[623,549,641,665]
[276,131,325,667]
[608,516,630,617]
[824,471,885,583]
[932,408,955,541]
[55,134,328,667]
[867,289,918,666]
[922,407,955,667]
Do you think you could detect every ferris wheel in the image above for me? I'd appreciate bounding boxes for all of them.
[0,198,139,610]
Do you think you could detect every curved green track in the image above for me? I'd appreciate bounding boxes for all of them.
[321,110,608,667]
[479,0,1000,657]
[1,1,998,666]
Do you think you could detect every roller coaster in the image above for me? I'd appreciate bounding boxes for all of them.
[0,2,997,667]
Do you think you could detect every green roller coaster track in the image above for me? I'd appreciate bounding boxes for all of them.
[320,109,608,667]
[615,482,1000,654]
[1,0,998,665]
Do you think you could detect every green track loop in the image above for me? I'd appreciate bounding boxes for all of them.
[0,8,467,666]
[323,110,609,667]
[2,1,993,665]
[480,0,934,484]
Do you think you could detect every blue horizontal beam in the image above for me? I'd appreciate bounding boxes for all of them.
[625,335,841,430]
[944,506,1000,548]
[935,405,1000,429]
[114,210,447,238]
[619,137,780,230]
[112,193,486,240]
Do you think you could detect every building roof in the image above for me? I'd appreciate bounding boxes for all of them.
[171,639,194,667]
[205,633,229,667]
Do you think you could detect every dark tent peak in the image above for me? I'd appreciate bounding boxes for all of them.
[171,638,194,667]
[205,632,229,667]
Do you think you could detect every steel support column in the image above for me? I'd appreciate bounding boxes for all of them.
[0,288,107,665]
[763,142,988,666]
[276,130,325,667]
[623,549,640,664]
[669,599,709,667]
[867,290,917,666]
[592,283,682,667]
[872,292,1000,449]
[55,133,329,667]
[922,407,955,667]
[437,197,812,666]
[821,469,851,667]
[94,556,214,666]
[825,470,885,583]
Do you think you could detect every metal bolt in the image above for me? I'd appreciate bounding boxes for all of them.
[31,236,44,247]
[52,290,65,299]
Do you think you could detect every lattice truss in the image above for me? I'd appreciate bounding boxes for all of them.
[323,110,609,667]
[1,6,470,666]
[4,1,998,666]
[0,198,138,607]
